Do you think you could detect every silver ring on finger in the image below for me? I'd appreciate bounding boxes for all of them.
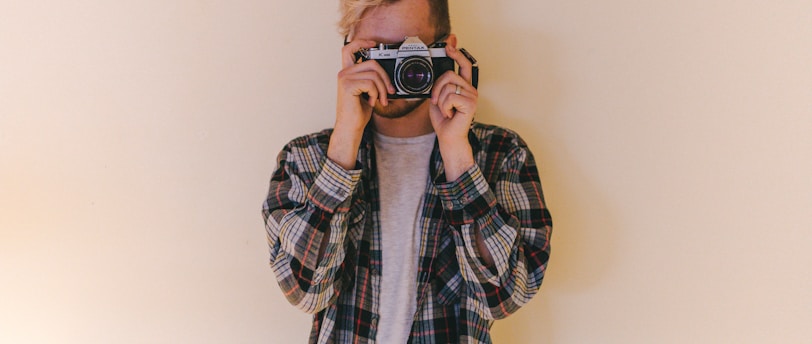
[454,85,462,95]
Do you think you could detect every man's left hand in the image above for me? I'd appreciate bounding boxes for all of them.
[430,43,478,180]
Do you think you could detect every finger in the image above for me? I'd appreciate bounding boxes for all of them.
[439,92,462,118]
[352,80,380,107]
[435,83,457,116]
[341,39,376,69]
[445,44,473,84]
[431,71,476,105]
[347,71,390,106]
[439,91,476,119]
[432,84,455,118]
[342,60,396,95]
[436,82,477,118]
[340,62,393,104]
[340,76,380,107]
[358,61,396,94]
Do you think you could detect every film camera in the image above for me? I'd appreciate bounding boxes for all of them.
[354,36,478,99]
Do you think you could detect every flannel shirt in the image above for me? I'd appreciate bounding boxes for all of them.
[263,122,552,343]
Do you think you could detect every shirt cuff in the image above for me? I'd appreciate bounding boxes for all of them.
[307,157,362,213]
[435,164,497,226]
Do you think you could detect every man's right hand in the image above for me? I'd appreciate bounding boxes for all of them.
[328,39,395,170]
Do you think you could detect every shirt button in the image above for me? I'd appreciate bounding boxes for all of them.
[370,267,379,275]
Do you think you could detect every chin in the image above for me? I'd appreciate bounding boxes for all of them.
[373,98,426,119]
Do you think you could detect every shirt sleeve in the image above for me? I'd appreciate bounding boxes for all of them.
[262,142,362,314]
[435,144,552,320]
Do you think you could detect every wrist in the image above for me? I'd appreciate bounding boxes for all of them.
[328,127,364,170]
[438,139,474,181]
[333,120,366,139]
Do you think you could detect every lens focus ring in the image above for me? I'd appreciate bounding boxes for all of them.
[395,57,433,95]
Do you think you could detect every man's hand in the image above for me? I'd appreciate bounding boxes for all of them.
[328,39,395,170]
[430,44,478,181]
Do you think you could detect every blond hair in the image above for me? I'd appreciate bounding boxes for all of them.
[338,0,450,41]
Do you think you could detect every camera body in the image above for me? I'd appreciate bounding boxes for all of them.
[357,36,456,99]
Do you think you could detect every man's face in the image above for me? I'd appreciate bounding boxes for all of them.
[353,0,438,119]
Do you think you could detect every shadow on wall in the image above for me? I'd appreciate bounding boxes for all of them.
[451,1,622,342]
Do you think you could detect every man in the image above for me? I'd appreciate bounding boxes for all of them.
[262,0,552,342]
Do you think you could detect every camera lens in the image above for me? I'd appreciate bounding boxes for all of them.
[396,57,433,94]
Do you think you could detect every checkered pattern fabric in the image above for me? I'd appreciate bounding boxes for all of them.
[263,122,552,343]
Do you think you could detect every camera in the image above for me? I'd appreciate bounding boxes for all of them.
[355,36,478,99]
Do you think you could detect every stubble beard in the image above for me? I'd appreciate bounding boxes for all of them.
[372,98,427,119]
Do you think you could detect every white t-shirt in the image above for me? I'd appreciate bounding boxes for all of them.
[373,130,436,343]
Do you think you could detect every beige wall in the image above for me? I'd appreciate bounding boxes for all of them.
[1,1,810,343]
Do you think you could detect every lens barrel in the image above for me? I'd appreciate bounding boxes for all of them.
[395,57,433,94]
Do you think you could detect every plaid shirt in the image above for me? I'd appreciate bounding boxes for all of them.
[263,122,552,343]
